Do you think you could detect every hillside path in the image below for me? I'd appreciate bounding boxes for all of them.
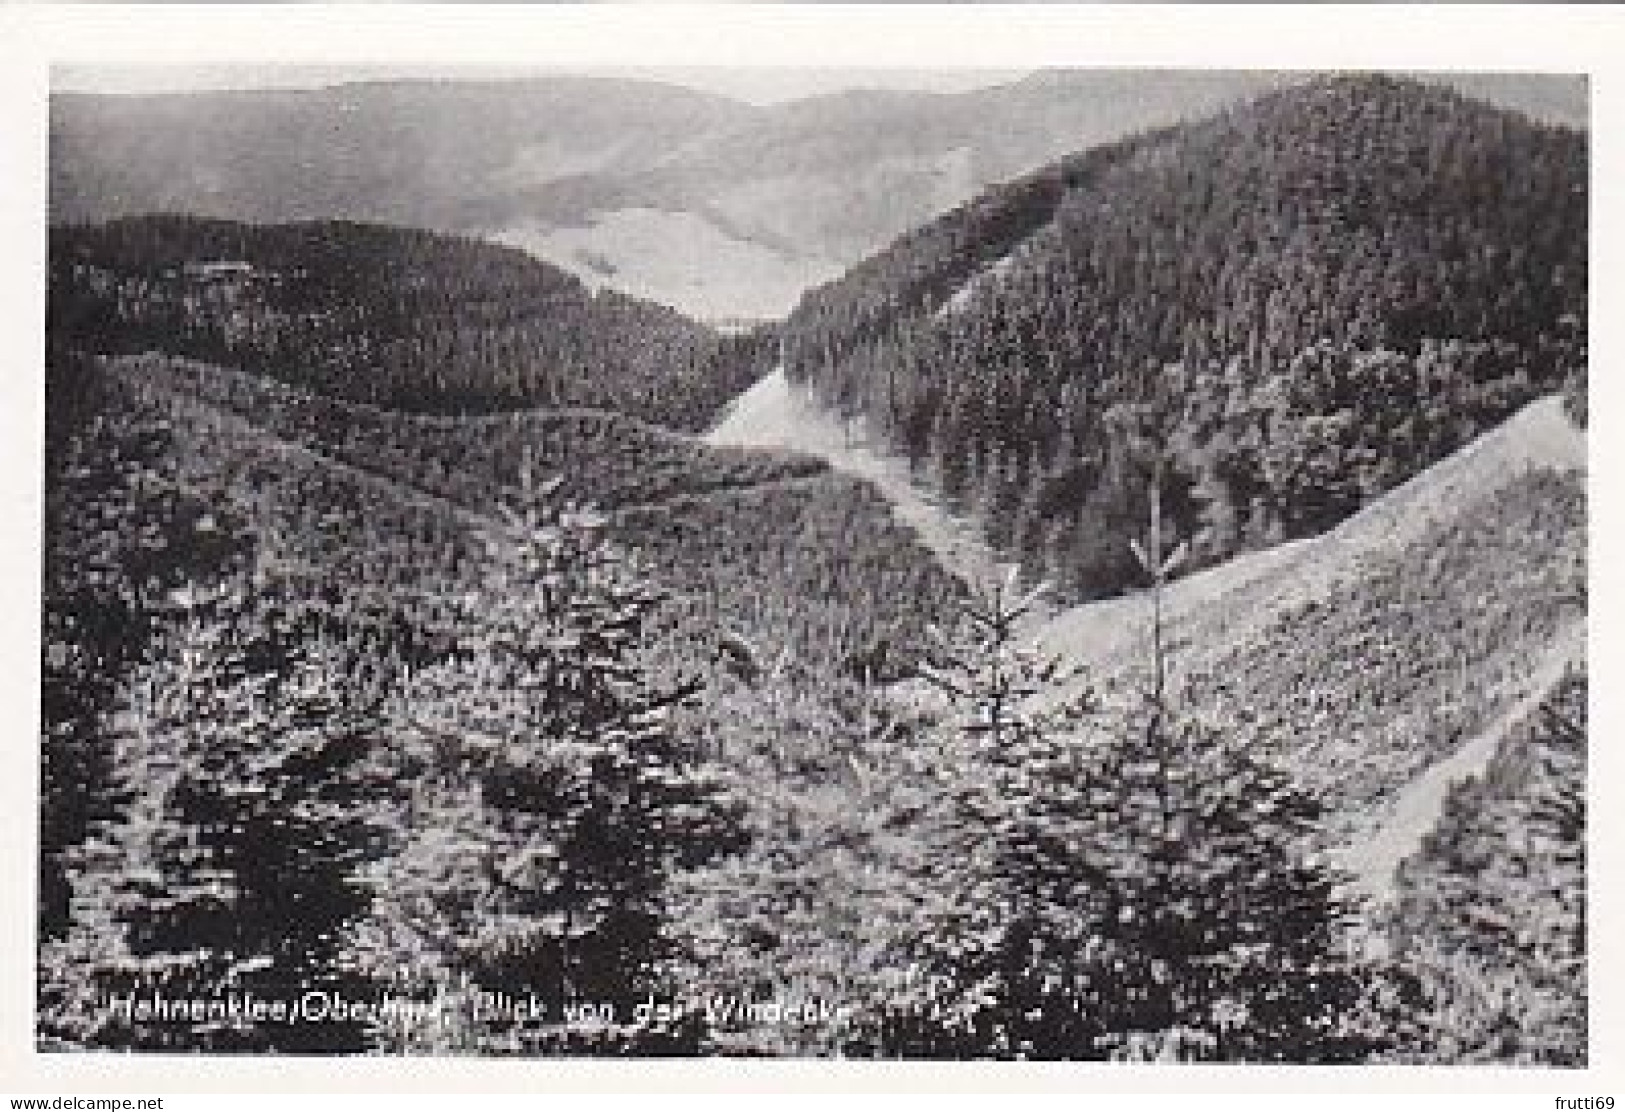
[707,367,1029,604]
[1337,617,1586,907]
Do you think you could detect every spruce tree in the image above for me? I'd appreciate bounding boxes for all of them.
[868,453,1391,1060]
[860,565,1095,1056]
[39,573,383,1052]
[348,497,744,1054]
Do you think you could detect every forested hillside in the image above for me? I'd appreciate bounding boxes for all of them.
[781,73,1587,601]
[39,70,1587,1063]
[40,348,970,1052]
[50,215,772,430]
[112,355,959,682]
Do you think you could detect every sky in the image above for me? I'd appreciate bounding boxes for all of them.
[51,65,1035,105]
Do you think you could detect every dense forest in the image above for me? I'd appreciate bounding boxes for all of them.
[781,73,1587,601]
[38,347,982,1053]
[40,73,1587,1062]
[1389,670,1587,1066]
[39,355,749,1052]
[49,215,774,431]
[40,350,1584,1060]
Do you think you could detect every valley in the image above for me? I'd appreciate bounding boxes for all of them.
[39,70,1588,1064]
[493,210,846,323]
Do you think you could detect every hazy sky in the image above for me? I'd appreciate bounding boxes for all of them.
[52,65,1035,104]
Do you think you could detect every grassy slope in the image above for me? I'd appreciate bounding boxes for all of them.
[1036,394,1583,671]
[1034,394,1585,887]
[491,209,849,322]
[1338,622,1583,905]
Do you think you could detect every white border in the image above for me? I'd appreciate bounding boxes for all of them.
[2,2,1620,1096]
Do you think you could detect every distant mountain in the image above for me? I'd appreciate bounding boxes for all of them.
[49,78,751,230]
[53,70,1583,320]
[569,71,1290,257]
[778,73,1587,603]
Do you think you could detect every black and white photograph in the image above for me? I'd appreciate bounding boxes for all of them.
[13,3,1604,1084]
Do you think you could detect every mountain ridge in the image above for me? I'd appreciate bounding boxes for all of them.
[53,70,1584,320]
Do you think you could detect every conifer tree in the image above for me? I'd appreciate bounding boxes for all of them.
[868,445,1392,1060]
[1071,439,1389,1061]
[39,573,383,1052]
[348,495,744,1054]
[861,565,1095,1056]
